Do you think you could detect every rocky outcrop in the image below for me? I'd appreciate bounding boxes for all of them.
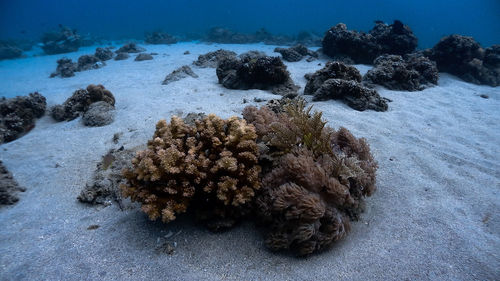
[322,20,418,64]
[216,55,299,97]
[304,61,388,111]
[41,25,81,55]
[363,53,438,91]
[424,35,500,86]
[162,65,199,85]
[193,49,237,68]
[145,31,177,44]
[134,53,153,61]
[115,43,145,54]
[274,44,318,62]
[0,92,46,143]
[0,161,26,206]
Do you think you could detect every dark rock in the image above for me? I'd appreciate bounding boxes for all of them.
[322,23,380,64]
[304,61,387,111]
[313,79,388,111]
[369,20,418,55]
[0,92,46,144]
[206,27,254,44]
[134,53,153,61]
[162,65,199,85]
[274,44,317,62]
[114,52,130,60]
[50,58,78,78]
[82,101,115,126]
[183,51,190,55]
[193,49,237,68]
[115,43,145,53]
[322,20,417,64]
[238,50,267,61]
[0,161,26,206]
[145,31,177,44]
[51,84,115,122]
[216,55,299,97]
[363,53,438,91]
[426,35,499,86]
[0,41,23,60]
[78,148,137,207]
[94,47,114,61]
[77,55,105,71]
[304,61,362,94]
[41,25,81,55]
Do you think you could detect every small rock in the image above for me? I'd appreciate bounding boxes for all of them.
[135,53,153,61]
[82,101,115,127]
[87,225,100,230]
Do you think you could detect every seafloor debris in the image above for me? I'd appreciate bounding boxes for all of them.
[41,25,81,55]
[193,49,237,68]
[121,114,261,231]
[424,35,500,86]
[304,61,388,111]
[274,44,318,62]
[0,160,26,205]
[322,20,418,64]
[51,84,115,123]
[0,92,46,144]
[363,53,439,91]
[216,55,299,97]
[162,65,199,85]
[242,99,377,255]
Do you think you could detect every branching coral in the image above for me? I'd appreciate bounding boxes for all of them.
[121,114,261,230]
[243,100,377,255]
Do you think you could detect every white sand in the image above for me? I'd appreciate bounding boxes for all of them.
[0,42,499,281]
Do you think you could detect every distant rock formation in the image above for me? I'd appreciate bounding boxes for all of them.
[145,31,177,44]
[424,35,500,87]
[41,25,81,55]
[0,41,23,60]
[322,20,418,64]
[115,43,146,54]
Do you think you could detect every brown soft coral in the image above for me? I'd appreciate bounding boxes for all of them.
[243,101,377,255]
[121,114,261,230]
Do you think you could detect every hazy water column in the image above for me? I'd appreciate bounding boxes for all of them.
[0,0,499,47]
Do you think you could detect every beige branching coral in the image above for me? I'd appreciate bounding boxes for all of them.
[121,114,261,230]
[243,100,377,255]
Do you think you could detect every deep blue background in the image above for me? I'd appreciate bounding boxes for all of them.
[1,0,499,48]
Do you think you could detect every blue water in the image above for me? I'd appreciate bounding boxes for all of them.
[1,0,499,48]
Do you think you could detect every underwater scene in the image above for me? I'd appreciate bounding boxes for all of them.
[0,0,499,280]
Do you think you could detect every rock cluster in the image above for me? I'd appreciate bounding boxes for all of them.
[0,92,46,143]
[304,61,388,111]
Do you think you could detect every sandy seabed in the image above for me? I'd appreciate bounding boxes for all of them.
[0,42,499,281]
